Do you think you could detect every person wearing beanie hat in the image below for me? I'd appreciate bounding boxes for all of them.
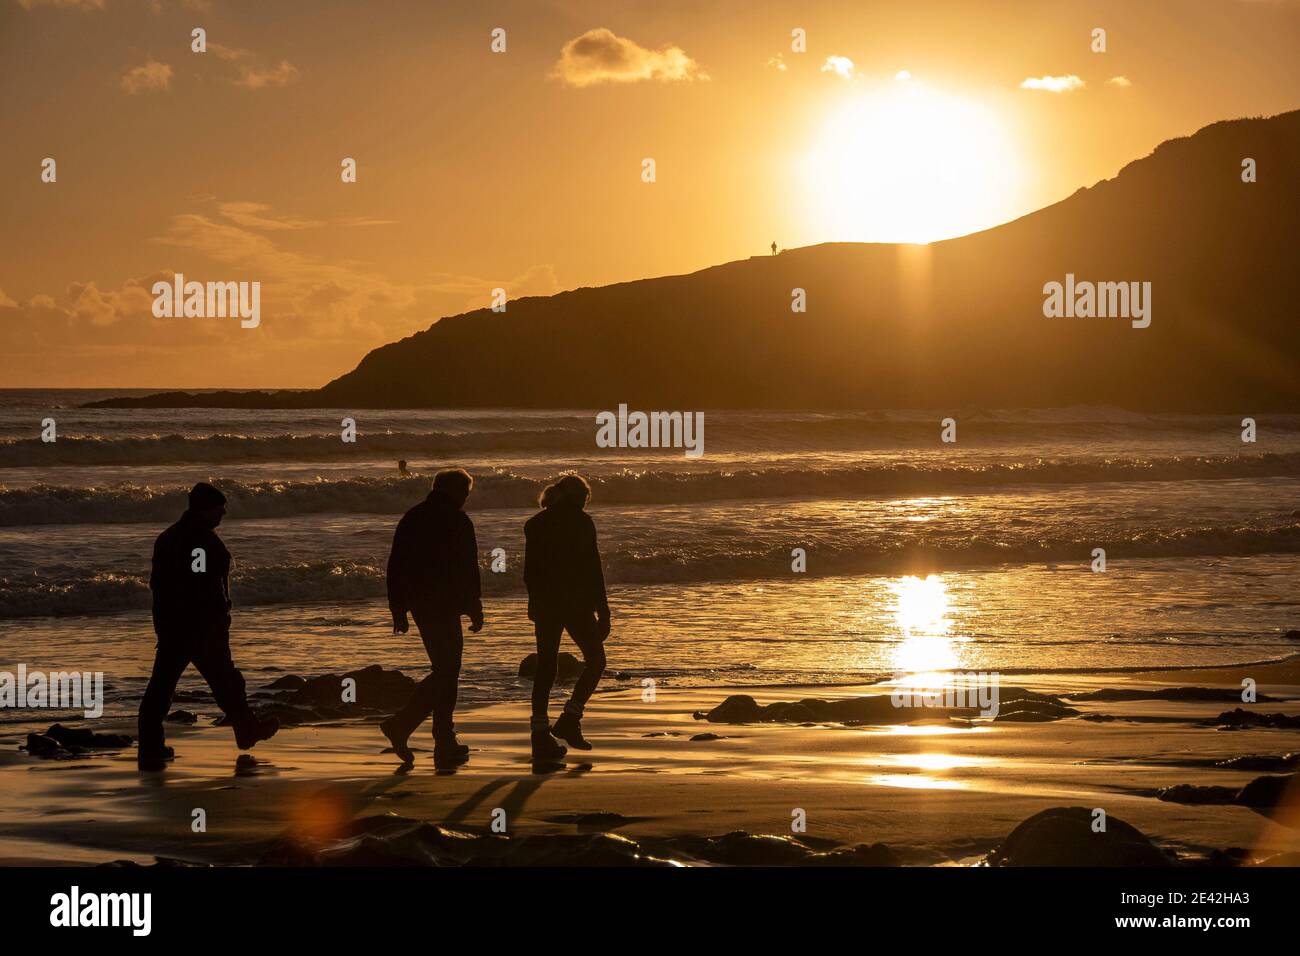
[136,482,278,769]
[380,468,483,767]
[187,480,226,511]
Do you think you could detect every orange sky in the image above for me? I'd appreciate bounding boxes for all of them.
[2,0,1298,388]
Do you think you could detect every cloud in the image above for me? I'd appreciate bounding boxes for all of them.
[209,43,253,62]
[212,202,389,234]
[19,0,208,11]
[552,27,707,87]
[151,199,561,334]
[150,0,212,11]
[16,0,105,9]
[0,200,561,386]
[0,270,284,386]
[820,56,857,80]
[0,273,217,352]
[232,60,300,90]
[1019,74,1085,93]
[218,202,324,231]
[121,60,172,94]
[1106,75,1133,88]
[205,43,300,90]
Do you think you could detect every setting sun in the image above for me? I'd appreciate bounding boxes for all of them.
[800,80,1023,243]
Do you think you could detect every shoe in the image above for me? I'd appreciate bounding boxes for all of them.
[137,745,175,770]
[381,717,415,763]
[551,712,592,750]
[234,715,279,751]
[433,734,470,765]
[531,727,567,761]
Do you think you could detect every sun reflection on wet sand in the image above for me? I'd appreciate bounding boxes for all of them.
[884,753,982,771]
[868,773,966,790]
[862,753,982,789]
[860,724,988,736]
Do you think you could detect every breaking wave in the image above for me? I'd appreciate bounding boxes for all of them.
[3,453,1298,525]
[3,521,1297,618]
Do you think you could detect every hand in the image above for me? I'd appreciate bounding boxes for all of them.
[392,611,409,635]
[468,609,484,633]
[596,616,611,641]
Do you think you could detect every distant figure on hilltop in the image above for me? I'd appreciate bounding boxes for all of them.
[138,482,279,770]
[381,468,483,766]
[771,241,777,255]
[397,459,409,476]
[523,474,610,761]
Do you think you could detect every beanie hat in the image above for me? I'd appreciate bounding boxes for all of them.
[188,482,227,510]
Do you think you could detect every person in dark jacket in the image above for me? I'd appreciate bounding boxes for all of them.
[138,482,278,769]
[380,468,483,765]
[524,474,610,759]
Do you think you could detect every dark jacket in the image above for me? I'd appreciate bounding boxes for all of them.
[150,511,232,633]
[387,490,483,618]
[523,503,609,622]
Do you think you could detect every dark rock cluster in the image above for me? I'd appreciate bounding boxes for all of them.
[1156,772,1298,816]
[23,723,133,759]
[702,687,1073,725]
[702,693,975,725]
[218,665,418,727]
[1065,687,1277,703]
[985,807,1173,867]
[1213,709,1300,729]
[259,813,904,867]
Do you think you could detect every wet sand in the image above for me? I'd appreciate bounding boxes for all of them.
[0,657,1297,866]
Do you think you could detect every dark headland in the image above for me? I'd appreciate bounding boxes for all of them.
[88,109,1300,412]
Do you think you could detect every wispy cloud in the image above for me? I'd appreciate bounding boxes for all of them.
[217,202,324,231]
[1106,75,1133,88]
[208,43,300,90]
[1019,74,1085,93]
[209,43,252,62]
[151,199,560,328]
[121,60,172,94]
[214,202,390,231]
[0,200,559,384]
[552,28,707,87]
[16,0,106,10]
[233,60,300,90]
[19,0,209,11]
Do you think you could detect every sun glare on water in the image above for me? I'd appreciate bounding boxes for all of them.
[801,80,1022,244]
[889,574,960,678]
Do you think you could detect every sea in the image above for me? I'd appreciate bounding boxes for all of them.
[1,388,1297,724]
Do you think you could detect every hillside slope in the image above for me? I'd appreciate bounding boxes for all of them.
[94,109,1300,411]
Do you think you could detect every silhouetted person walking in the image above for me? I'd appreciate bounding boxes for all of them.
[381,468,483,765]
[524,474,610,759]
[138,482,278,770]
